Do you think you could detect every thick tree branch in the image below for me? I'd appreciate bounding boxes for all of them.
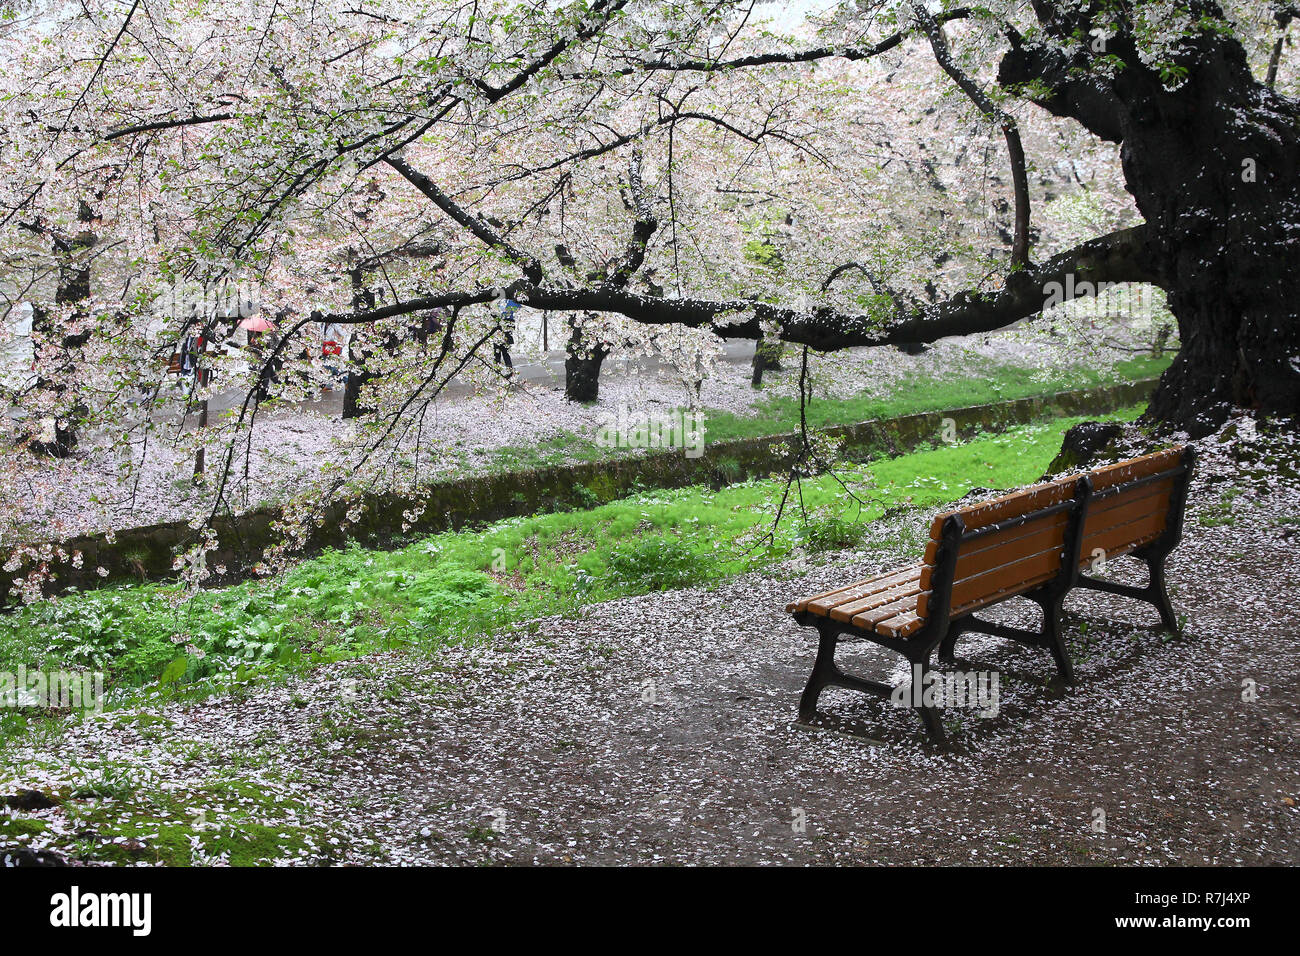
[474,0,630,101]
[1267,6,1298,88]
[383,155,544,284]
[316,226,1158,351]
[999,27,1125,143]
[606,146,658,288]
[621,8,972,74]
[103,112,236,141]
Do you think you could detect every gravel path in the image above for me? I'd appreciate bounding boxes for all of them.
[3,420,1296,866]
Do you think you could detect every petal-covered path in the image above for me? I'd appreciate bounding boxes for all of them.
[3,430,1298,865]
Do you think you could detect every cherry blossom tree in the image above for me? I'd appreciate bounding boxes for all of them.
[0,0,1294,586]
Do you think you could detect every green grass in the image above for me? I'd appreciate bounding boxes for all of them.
[1198,486,1243,528]
[699,355,1169,443]
[487,429,605,470]
[0,406,1146,741]
[0,754,354,865]
[479,356,1169,470]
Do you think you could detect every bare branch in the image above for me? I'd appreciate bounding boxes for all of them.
[913,4,1031,268]
[103,112,235,141]
[383,155,544,283]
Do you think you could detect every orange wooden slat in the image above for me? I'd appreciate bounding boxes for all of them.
[786,562,922,613]
[876,611,925,639]
[1079,513,1167,564]
[803,566,921,616]
[948,570,1059,618]
[1089,476,1175,516]
[850,592,925,629]
[958,516,1067,573]
[1081,489,1171,545]
[922,513,1068,588]
[828,578,923,623]
[921,546,1063,617]
[1089,447,1183,492]
[931,477,1075,535]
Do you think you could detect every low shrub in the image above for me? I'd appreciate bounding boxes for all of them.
[606,535,712,592]
[797,509,865,552]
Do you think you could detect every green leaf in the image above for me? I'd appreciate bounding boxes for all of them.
[159,657,188,685]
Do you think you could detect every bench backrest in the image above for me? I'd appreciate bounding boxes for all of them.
[1078,446,1186,567]
[914,445,1191,628]
[917,476,1083,620]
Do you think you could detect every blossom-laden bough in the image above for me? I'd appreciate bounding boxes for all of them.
[0,0,1294,597]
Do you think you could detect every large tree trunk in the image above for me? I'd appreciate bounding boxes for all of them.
[342,266,375,420]
[1001,1,1300,435]
[750,335,783,387]
[564,312,608,403]
[29,201,96,457]
[341,339,370,420]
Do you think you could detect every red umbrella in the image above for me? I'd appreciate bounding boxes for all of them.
[238,316,275,332]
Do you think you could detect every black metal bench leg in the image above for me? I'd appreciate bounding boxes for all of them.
[937,620,967,666]
[798,626,838,723]
[1147,554,1178,631]
[1038,592,1075,684]
[914,658,948,747]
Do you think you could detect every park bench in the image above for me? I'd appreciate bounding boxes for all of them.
[787,445,1196,743]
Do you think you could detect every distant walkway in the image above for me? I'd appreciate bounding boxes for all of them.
[200,340,760,418]
[1,336,759,431]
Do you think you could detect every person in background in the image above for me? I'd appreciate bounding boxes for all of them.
[493,291,520,372]
[419,308,446,344]
[321,320,347,390]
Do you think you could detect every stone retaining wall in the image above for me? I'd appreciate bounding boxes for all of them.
[3,378,1156,606]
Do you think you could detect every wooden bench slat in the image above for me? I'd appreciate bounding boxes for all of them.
[927,477,1075,539]
[1088,447,1183,491]
[920,545,1063,618]
[786,581,872,615]
[1090,476,1176,515]
[922,513,1068,589]
[850,592,928,630]
[1082,488,1172,546]
[947,523,1067,596]
[786,562,923,614]
[876,611,925,639]
[1079,512,1167,563]
[828,579,922,623]
[959,516,1068,569]
[948,571,1062,619]
[1084,502,1172,544]
[922,508,1069,566]
[786,581,869,615]
[801,565,922,615]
